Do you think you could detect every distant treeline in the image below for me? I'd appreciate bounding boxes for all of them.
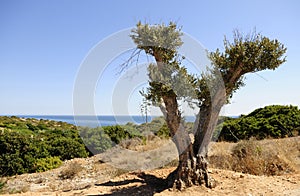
[1,105,299,176]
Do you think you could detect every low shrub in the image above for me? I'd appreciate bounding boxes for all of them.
[155,123,170,139]
[59,162,83,179]
[34,156,63,172]
[218,105,300,142]
[209,138,294,176]
[231,139,293,175]
[79,127,113,155]
[48,137,88,160]
[119,137,143,150]
[103,125,139,144]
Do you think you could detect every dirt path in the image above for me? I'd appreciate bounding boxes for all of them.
[2,167,299,196]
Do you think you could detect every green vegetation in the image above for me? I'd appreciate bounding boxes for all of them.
[80,125,145,155]
[0,116,169,176]
[1,105,298,177]
[79,127,113,155]
[0,116,87,176]
[156,123,170,139]
[217,105,300,142]
[34,156,63,172]
[0,180,4,193]
[103,125,143,144]
[79,117,190,155]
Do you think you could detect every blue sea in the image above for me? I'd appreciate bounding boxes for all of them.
[16,115,197,128]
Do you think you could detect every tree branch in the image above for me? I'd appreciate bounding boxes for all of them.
[118,49,142,74]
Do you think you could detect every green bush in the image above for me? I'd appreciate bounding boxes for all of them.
[218,105,300,142]
[26,123,39,131]
[0,131,43,175]
[156,123,170,138]
[79,125,147,155]
[103,125,131,144]
[80,127,112,155]
[0,116,89,177]
[48,137,88,160]
[34,156,63,172]
[103,125,144,144]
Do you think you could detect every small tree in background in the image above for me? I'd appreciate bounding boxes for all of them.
[128,22,286,190]
[140,91,151,124]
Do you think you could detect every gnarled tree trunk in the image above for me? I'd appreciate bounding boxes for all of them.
[151,51,222,190]
[161,93,217,190]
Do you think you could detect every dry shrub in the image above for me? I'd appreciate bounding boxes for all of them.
[208,154,234,171]
[119,137,143,150]
[231,139,292,175]
[59,162,83,179]
[209,138,296,176]
[109,168,128,178]
[122,135,169,152]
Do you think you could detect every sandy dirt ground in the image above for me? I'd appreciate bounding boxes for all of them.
[1,167,300,196]
[1,137,299,196]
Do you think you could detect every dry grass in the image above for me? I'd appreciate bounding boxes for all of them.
[231,139,292,175]
[120,135,169,152]
[208,136,300,176]
[59,161,83,179]
[117,134,300,176]
[104,133,299,176]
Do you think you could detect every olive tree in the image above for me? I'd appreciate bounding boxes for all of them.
[128,22,286,190]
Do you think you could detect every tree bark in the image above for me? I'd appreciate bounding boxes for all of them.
[192,65,242,158]
[161,94,216,190]
[194,88,226,157]
[167,143,216,190]
[152,51,217,190]
[162,94,190,157]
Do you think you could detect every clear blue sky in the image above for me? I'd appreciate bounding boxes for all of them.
[0,0,299,116]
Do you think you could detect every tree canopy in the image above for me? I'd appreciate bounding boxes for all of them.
[209,30,286,99]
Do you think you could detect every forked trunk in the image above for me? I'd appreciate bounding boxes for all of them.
[152,52,223,190]
[162,95,216,190]
[167,88,225,190]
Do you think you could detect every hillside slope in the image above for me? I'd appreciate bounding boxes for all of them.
[1,136,299,195]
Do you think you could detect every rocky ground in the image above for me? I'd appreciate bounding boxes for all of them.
[1,137,299,196]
